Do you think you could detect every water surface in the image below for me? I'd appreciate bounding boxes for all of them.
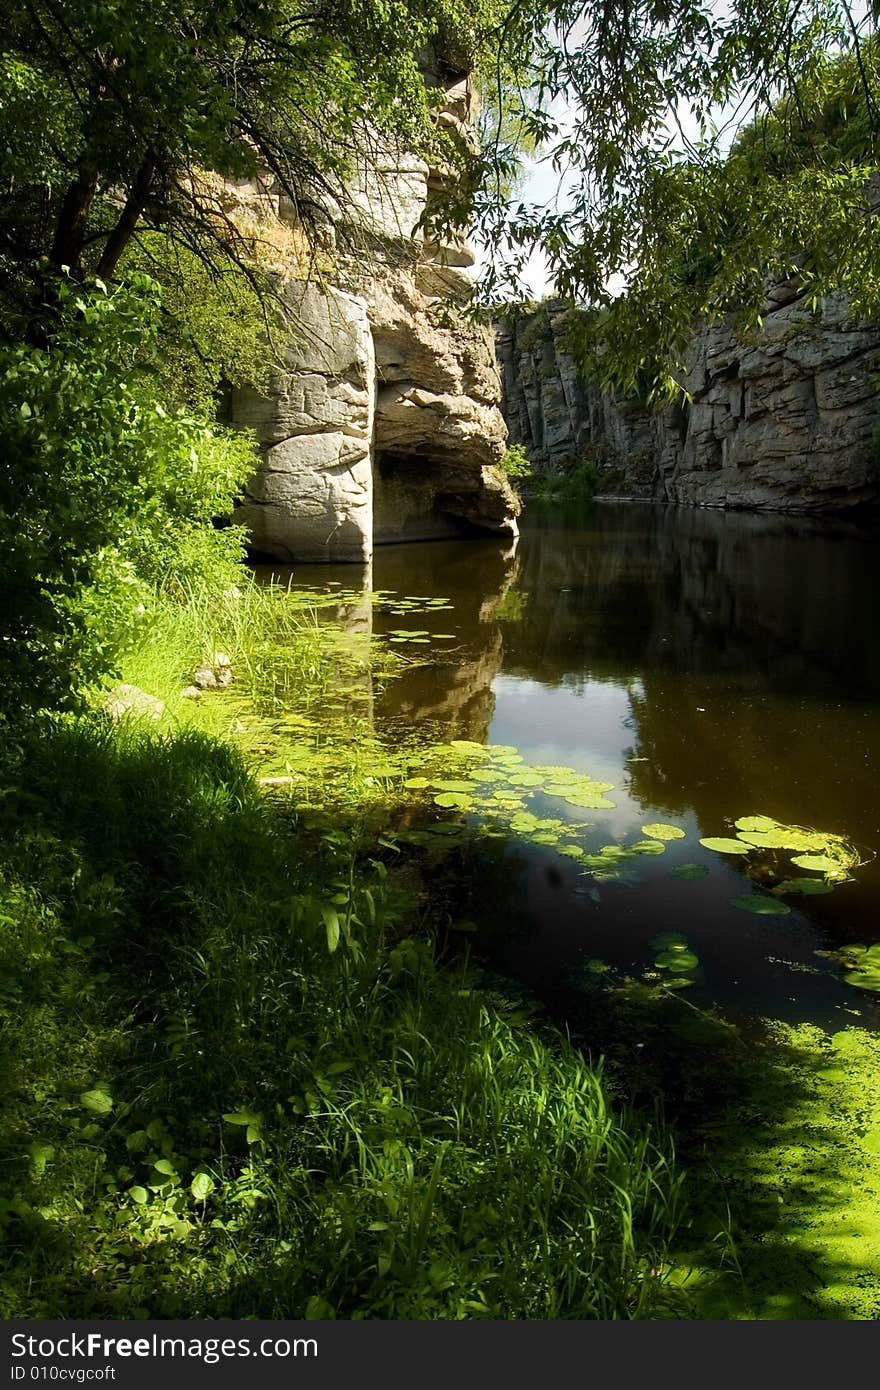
[264,502,880,1029]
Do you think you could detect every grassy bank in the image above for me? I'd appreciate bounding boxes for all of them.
[0,580,683,1319]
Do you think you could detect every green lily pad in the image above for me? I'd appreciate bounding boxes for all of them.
[641,823,685,841]
[700,837,748,854]
[433,792,471,809]
[729,893,791,915]
[631,839,667,855]
[403,777,430,789]
[651,932,689,950]
[670,863,709,880]
[791,854,846,875]
[735,815,779,833]
[655,950,700,972]
[774,877,834,896]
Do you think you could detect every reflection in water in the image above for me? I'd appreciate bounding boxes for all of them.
[272,504,880,1029]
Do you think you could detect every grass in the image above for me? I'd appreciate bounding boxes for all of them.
[0,576,684,1319]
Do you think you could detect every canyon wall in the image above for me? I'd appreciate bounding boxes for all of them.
[228,59,517,562]
[498,284,880,512]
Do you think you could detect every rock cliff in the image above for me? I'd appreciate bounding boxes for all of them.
[498,286,880,512]
[229,60,517,562]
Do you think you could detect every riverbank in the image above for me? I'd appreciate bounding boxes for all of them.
[0,578,682,1319]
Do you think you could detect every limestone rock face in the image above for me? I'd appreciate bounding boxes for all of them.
[498,291,880,512]
[232,281,374,562]
[227,64,518,562]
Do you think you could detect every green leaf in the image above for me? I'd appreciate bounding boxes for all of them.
[129,1186,149,1205]
[80,1088,113,1115]
[322,905,340,953]
[774,877,834,896]
[153,1158,176,1176]
[670,863,709,880]
[641,822,685,840]
[700,837,747,854]
[791,854,845,875]
[190,1172,215,1201]
[729,893,791,915]
[223,1110,261,1127]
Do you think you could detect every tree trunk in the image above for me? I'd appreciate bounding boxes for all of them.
[49,164,99,275]
[97,150,158,279]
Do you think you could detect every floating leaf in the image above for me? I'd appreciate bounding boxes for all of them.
[774,877,834,896]
[631,839,667,855]
[700,837,747,854]
[729,894,791,916]
[403,777,430,789]
[432,780,476,794]
[670,863,709,880]
[735,815,779,833]
[651,932,689,949]
[791,854,846,876]
[655,950,699,971]
[434,792,471,809]
[642,823,685,841]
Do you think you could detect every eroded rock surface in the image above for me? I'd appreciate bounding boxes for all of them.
[498,290,880,512]
[228,59,517,561]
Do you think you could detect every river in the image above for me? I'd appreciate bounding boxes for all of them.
[260,501,880,1031]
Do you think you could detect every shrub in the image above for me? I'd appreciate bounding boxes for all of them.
[500,442,533,480]
[0,274,256,711]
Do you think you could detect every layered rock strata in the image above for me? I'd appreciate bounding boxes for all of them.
[498,287,880,512]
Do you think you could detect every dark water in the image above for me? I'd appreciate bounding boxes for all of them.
[268,502,880,1030]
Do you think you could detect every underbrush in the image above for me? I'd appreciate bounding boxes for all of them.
[0,716,683,1318]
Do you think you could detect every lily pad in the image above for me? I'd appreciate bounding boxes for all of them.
[700,837,748,854]
[791,854,847,876]
[651,932,689,950]
[729,893,791,916]
[735,815,779,833]
[630,839,667,855]
[641,823,685,841]
[774,877,834,896]
[655,950,700,971]
[433,792,471,809]
[670,863,709,880]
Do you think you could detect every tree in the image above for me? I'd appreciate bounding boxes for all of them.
[475,2,880,393]
[0,0,515,332]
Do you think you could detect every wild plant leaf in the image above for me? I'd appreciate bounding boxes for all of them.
[670,863,709,880]
[432,780,476,794]
[630,839,667,855]
[641,823,685,840]
[80,1088,113,1115]
[729,893,791,915]
[700,837,747,854]
[223,1111,261,1127]
[191,1172,215,1201]
[129,1186,149,1205]
[322,906,340,953]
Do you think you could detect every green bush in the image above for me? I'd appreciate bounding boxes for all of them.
[0,274,256,711]
[500,442,533,480]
